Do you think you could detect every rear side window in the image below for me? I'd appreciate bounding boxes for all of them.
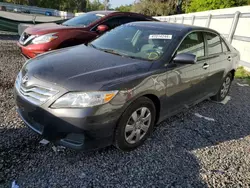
[103,17,121,29]
[101,16,146,30]
[120,16,147,24]
[177,32,205,59]
[205,33,222,55]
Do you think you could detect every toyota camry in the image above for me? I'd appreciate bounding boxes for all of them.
[15,22,239,151]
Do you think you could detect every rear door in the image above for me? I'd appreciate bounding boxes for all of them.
[203,32,231,95]
[166,31,210,114]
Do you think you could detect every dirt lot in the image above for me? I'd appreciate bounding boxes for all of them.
[0,34,250,188]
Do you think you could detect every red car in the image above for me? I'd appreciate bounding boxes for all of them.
[18,11,158,58]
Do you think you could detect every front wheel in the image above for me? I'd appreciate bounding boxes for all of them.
[114,97,156,151]
[211,73,233,102]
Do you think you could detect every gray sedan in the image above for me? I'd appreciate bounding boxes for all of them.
[14,22,239,151]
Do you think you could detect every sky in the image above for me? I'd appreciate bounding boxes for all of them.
[109,0,135,8]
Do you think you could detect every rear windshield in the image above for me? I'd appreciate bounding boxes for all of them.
[62,13,105,27]
[90,25,175,61]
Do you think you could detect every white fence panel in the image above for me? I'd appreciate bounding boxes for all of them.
[235,16,250,37]
[183,18,192,25]
[193,18,206,27]
[209,18,233,35]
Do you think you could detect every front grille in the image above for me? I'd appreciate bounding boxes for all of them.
[15,73,58,106]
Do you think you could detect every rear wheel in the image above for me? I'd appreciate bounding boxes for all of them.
[211,73,233,102]
[114,97,156,151]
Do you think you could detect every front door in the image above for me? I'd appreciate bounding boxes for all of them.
[165,31,210,114]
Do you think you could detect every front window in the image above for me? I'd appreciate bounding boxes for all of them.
[90,25,175,61]
[177,32,205,59]
[62,13,105,27]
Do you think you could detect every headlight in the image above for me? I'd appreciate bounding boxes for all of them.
[51,91,118,108]
[32,33,58,44]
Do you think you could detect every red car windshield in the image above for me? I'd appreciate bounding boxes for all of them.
[62,13,105,27]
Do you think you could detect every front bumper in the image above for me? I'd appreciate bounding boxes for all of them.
[17,41,58,59]
[17,42,46,59]
[14,88,121,150]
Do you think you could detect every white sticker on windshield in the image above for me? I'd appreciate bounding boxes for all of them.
[149,34,172,40]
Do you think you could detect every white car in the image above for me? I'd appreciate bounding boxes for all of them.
[13,8,21,13]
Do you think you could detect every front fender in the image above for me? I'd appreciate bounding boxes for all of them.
[105,70,167,118]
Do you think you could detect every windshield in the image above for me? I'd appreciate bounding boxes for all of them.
[90,25,174,61]
[62,13,105,27]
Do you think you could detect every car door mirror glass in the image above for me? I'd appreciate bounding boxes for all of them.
[97,25,109,34]
[173,53,197,64]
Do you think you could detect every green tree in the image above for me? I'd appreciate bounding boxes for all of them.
[115,4,132,12]
[85,0,91,11]
[90,0,101,10]
[131,0,177,16]
[187,0,250,13]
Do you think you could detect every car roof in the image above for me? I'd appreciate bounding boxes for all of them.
[89,11,117,15]
[89,11,157,20]
[128,21,219,34]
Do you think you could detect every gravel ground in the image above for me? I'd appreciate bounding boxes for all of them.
[1,34,250,188]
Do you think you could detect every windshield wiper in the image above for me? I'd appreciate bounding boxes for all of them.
[100,48,128,57]
[88,43,97,49]
[88,45,126,56]
[88,46,147,60]
[121,55,148,61]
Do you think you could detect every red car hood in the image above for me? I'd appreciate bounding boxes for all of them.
[25,23,86,35]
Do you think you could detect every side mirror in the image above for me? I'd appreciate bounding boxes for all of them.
[97,25,109,34]
[173,53,197,64]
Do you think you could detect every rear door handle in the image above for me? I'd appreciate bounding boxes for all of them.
[227,56,232,61]
[203,63,209,69]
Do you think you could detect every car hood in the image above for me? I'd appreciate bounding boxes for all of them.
[25,23,87,35]
[22,45,152,91]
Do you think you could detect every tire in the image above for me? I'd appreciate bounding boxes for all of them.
[211,72,233,102]
[114,97,156,151]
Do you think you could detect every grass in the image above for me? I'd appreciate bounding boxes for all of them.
[235,66,250,84]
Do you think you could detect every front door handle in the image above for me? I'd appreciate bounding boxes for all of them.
[227,56,232,61]
[203,63,209,69]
